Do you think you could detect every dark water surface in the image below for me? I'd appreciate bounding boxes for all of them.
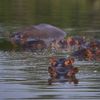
[0,51,100,100]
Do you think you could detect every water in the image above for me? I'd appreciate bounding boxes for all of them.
[0,51,100,100]
[0,0,100,41]
[0,0,100,99]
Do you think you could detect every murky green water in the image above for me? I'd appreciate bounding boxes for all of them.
[0,0,100,34]
[0,51,100,100]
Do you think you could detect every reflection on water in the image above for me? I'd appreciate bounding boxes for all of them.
[0,51,100,100]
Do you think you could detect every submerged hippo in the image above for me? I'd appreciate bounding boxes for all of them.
[23,38,47,51]
[10,23,66,50]
[48,57,79,85]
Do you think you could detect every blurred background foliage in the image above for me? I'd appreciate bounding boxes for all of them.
[0,0,100,28]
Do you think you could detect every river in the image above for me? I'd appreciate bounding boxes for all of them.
[0,0,100,99]
[0,51,100,100]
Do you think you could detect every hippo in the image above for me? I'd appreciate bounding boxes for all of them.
[48,57,79,85]
[10,23,66,51]
[23,39,47,51]
[71,48,87,61]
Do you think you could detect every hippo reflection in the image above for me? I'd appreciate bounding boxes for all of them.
[10,23,66,50]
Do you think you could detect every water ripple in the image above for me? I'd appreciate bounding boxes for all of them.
[0,51,100,100]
